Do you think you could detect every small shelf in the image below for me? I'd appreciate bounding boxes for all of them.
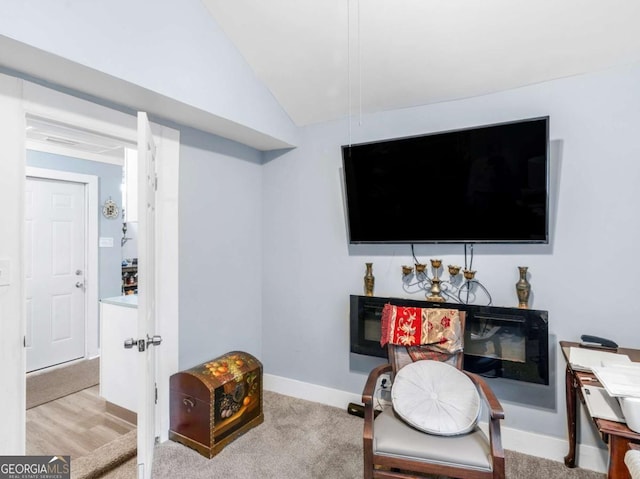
[122,263,138,295]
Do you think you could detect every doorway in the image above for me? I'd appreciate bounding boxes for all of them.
[25,121,126,366]
[1,75,179,456]
[25,126,133,457]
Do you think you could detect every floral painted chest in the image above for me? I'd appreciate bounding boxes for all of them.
[169,351,263,458]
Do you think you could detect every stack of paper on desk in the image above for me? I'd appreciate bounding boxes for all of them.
[592,363,640,398]
[581,385,626,422]
[568,346,631,372]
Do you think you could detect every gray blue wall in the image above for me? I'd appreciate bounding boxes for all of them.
[178,127,263,368]
[26,150,123,299]
[10,5,640,451]
[261,61,640,445]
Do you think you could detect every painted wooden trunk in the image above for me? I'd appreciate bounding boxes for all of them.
[169,351,263,458]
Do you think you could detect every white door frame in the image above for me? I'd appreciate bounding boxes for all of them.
[3,77,180,453]
[25,167,99,361]
[0,73,27,455]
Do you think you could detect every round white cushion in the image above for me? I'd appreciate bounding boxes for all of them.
[391,360,480,436]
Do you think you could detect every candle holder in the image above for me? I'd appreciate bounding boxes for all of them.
[401,259,491,305]
[402,265,414,276]
[426,259,444,302]
[463,269,476,281]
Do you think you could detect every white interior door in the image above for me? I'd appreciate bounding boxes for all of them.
[137,112,158,479]
[25,177,86,372]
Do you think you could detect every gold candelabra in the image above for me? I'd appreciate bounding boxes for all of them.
[401,259,489,305]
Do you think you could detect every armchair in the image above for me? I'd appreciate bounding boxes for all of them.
[362,307,505,479]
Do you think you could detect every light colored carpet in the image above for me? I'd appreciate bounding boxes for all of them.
[71,430,136,479]
[100,457,136,479]
[152,390,362,479]
[27,358,100,409]
[95,390,606,479]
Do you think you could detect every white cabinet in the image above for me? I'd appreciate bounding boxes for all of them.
[100,297,138,414]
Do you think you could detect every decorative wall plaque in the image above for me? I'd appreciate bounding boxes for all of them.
[102,198,119,219]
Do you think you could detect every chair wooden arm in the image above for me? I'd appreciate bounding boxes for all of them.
[465,371,505,420]
[465,371,506,477]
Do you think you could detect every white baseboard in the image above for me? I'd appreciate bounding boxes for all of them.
[264,373,362,410]
[263,373,608,474]
[501,424,608,473]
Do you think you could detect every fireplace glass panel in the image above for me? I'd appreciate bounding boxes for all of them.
[364,319,381,343]
[350,295,549,385]
[465,315,526,363]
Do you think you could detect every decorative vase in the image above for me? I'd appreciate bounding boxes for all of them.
[364,263,375,297]
[515,266,531,309]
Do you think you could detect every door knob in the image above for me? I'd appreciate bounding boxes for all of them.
[124,335,162,352]
[75,270,83,276]
[124,338,145,352]
[75,282,83,288]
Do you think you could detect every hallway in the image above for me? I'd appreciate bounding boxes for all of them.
[26,385,135,458]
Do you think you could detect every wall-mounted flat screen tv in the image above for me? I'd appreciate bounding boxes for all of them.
[342,116,549,244]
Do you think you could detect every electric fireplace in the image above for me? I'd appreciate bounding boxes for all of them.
[350,295,549,385]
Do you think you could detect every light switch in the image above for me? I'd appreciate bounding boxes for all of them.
[99,237,114,248]
[0,259,11,286]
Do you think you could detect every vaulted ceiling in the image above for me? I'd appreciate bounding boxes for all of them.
[202,0,640,126]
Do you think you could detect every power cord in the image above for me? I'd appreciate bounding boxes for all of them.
[374,376,391,411]
[405,243,493,305]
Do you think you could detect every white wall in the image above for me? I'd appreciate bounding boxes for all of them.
[261,62,640,447]
[178,127,264,369]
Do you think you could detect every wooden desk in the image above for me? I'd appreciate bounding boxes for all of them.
[560,341,640,479]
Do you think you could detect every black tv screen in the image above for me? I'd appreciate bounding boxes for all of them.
[342,117,549,244]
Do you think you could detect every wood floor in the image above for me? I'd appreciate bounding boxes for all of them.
[26,385,136,459]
